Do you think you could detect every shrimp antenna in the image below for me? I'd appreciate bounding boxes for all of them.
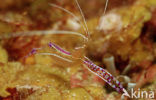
[75,0,90,39]
[49,3,88,38]
[103,0,109,15]
[0,30,88,41]
[38,52,73,63]
[49,3,79,21]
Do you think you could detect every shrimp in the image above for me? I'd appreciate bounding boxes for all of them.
[37,41,130,97]
[48,0,129,97]
[1,0,130,98]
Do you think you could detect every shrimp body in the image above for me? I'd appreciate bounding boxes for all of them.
[83,57,124,93]
[47,42,128,95]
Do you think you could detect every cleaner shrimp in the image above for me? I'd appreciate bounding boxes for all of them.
[0,0,130,98]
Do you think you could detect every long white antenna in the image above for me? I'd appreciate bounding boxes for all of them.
[50,3,79,21]
[103,0,109,15]
[0,30,88,41]
[38,53,73,63]
[75,0,90,39]
[49,3,88,38]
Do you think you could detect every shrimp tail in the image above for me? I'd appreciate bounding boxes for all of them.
[83,56,129,96]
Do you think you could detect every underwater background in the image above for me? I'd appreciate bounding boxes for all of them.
[0,0,156,100]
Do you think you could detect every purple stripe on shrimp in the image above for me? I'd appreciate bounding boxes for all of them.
[83,58,126,93]
[48,42,71,55]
